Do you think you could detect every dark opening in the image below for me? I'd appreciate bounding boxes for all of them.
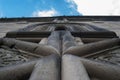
[55,26,66,30]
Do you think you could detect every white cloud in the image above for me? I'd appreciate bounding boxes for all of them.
[65,0,76,9]
[32,8,58,17]
[111,0,120,15]
[66,0,120,15]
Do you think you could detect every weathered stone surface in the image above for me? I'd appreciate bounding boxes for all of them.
[88,46,120,66]
[0,22,32,38]
[81,38,111,43]
[62,31,77,51]
[0,60,37,80]
[3,38,17,47]
[31,25,49,31]
[39,38,47,44]
[0,38,3,45]
[0,47,39,67]
[62,54,90,80]
[91,78,100,80]
[80,58,120,80]
[34,45,59,56]
[63,38,120,56]
[88,21,120,37]
[14,39,38,52]
[47,31,60,52]
[16,38,42,43]
[29,54,60,80]
[2,38,59,56]
[74,37,84,45]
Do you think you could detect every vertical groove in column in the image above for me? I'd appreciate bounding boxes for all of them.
[47,31,61,53]
[62,31,77,52]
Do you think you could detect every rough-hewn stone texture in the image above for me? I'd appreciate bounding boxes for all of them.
[0,60,37,80]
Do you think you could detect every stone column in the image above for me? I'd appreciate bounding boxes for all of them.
[62,54,90,80]
[47,31,61,53]
[29,54,60,80]
[62,31,77,52]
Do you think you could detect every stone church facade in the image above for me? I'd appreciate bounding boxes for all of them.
[0,16,120,80]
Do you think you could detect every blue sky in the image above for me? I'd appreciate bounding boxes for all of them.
[0,0,120,18]
[0,0,80,18]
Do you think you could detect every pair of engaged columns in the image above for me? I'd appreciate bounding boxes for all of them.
[29,54,90,80]
[29,54,120,80]
[0,54,120,80]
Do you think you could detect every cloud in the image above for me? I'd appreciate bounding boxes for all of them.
[65,0,76,9]
[111,0,120,15]
[66,0,120,15]
[32,8,58,17]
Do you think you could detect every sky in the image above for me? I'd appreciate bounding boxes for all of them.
[0,0,120,18]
